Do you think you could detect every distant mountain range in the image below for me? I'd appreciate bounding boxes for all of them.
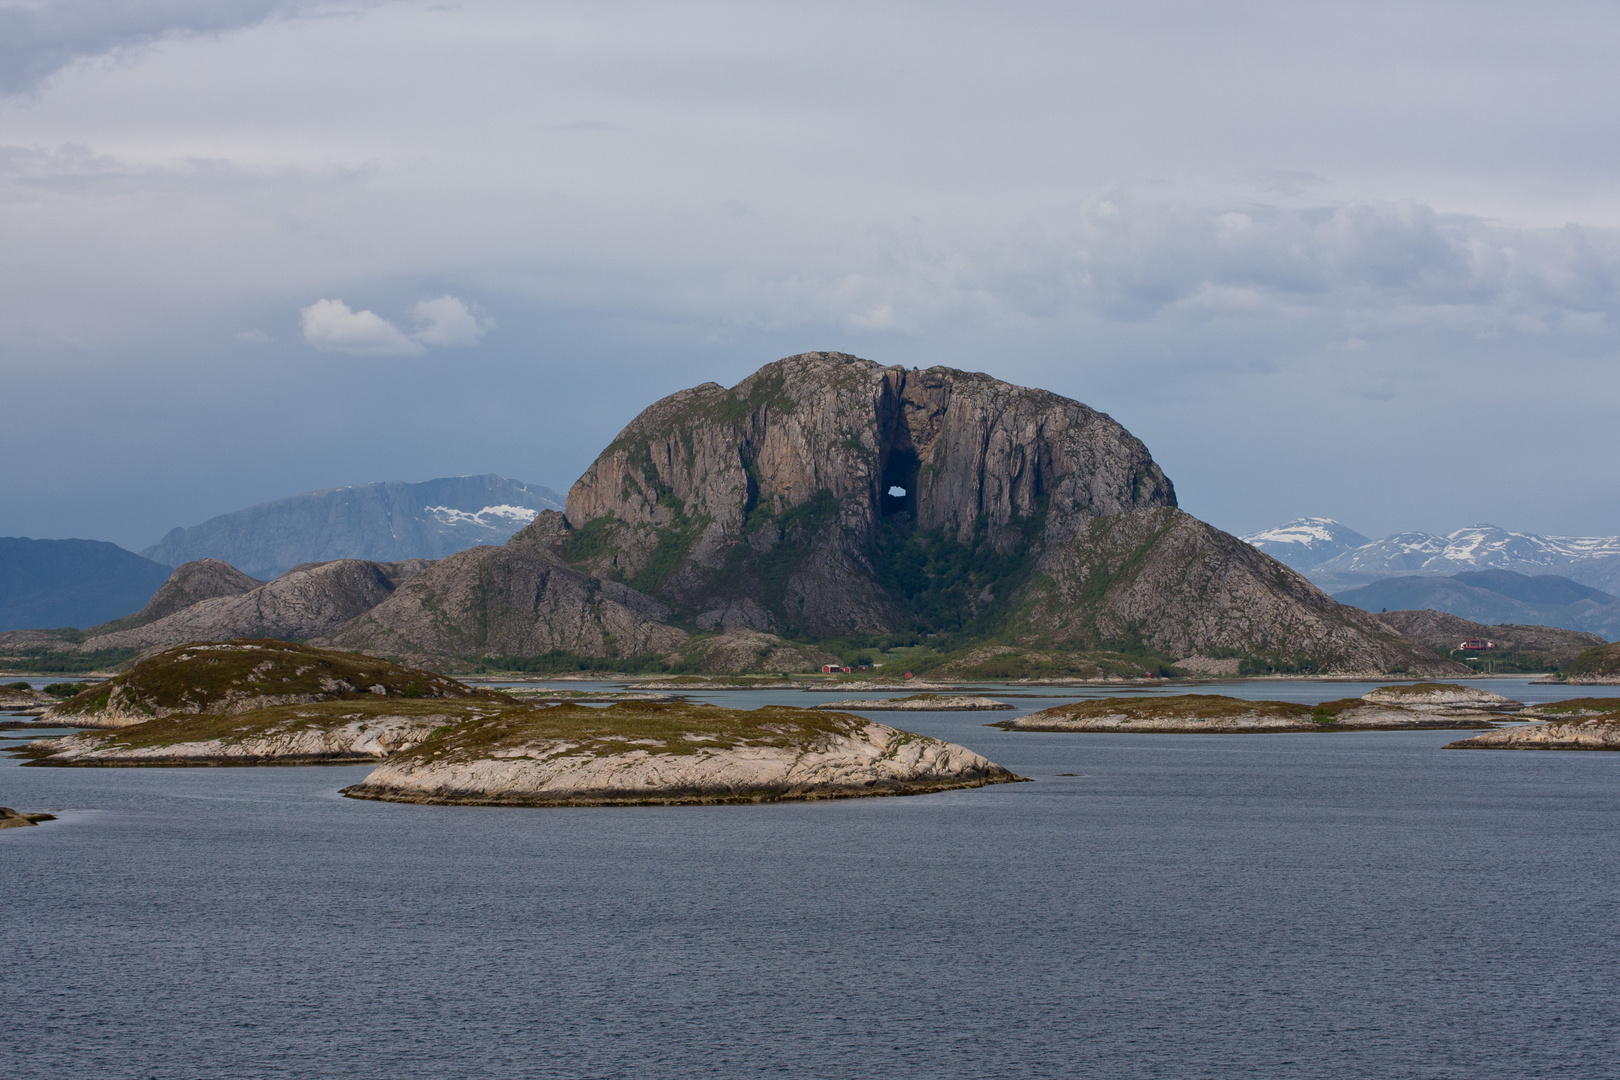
[0,538,173,632]
[1243,519,1620,594]
[1,475,562,633]
[1338,569,1620,640]
[141,475,562,580]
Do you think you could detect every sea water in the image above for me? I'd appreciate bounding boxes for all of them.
[3,678,1618,1078]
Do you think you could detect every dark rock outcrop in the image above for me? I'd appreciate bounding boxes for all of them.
[560,352,1174,637]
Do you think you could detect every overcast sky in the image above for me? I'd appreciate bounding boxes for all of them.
[2,0,1617,550]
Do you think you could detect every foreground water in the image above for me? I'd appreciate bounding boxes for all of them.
[4,678,1619,1078]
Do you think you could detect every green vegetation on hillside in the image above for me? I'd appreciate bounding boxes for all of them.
[870,505,1046,639]
[400,700,869,764]
[1568,643,1620,680]
[55,639,485,719]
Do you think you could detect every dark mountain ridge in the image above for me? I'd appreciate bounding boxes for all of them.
[0,537,173,632]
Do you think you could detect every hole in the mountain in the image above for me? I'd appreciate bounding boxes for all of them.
[881,449,918,521]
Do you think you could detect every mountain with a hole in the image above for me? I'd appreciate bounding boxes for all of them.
[327,352,1452,676]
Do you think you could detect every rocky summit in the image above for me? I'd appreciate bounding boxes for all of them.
[333,352,1454,675]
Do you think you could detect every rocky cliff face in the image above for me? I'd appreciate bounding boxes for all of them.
[560,352,1174,638]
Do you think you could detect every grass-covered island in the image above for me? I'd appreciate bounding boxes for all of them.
[810,694,1014,712]
[1445,699,1620,750]
[998,684,1520,733]
[341,700,1021,806]
[14,640,1020,801]
[41,639,483,729]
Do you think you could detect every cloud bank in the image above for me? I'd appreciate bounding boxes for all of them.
[2,1,1619,546]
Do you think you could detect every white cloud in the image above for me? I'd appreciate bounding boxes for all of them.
[299,298,423,356]
[409,295,490,347]
[298,295,490,355]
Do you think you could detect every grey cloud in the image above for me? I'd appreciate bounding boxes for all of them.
[824,196,1620,334]
[0,0,350,95]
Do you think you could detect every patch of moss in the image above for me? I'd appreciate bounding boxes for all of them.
[564,514,621,564]
[627,499,709,595]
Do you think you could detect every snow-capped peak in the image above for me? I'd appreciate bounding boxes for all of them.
[1241,518,1373,571]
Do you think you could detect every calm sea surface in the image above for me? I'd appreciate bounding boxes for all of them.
[4,678,1620,1079]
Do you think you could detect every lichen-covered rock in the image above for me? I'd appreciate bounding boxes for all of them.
[342,701,1021,806]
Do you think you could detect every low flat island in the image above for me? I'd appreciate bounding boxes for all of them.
[342,701,1022,806]
[999,685,1520,733]
[811,694,1013,712]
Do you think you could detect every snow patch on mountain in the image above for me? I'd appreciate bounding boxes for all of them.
[426,504,540,531]
[1240,518,1371,571]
